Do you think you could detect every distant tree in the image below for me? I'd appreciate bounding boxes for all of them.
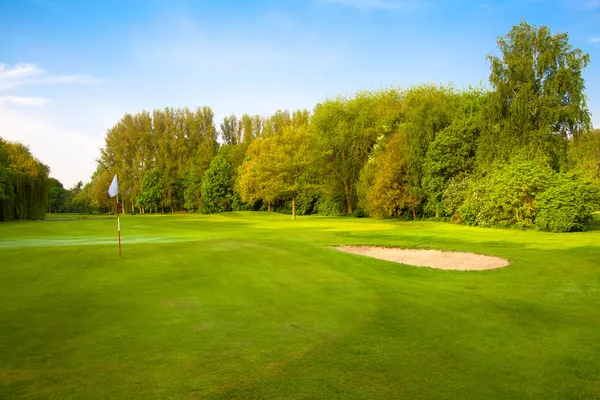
[0,139,50,221]
[201,156,235,213]
[240,125,317,219]
[363,131,418,219]
[313,93,380,214]
[0,138,11,202]
[87,168,113,212]
[422,91,485,216]
[239,136,280,211]
[48,178,66,213]
[220,115,239,145]
[136,169,165,213]
[184,140,217,211]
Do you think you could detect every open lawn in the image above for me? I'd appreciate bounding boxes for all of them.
[1,212,599,399]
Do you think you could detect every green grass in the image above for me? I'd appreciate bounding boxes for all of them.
[44,213,116,221]
[1,212,600,399]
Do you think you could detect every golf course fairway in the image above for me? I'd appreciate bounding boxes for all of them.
[1,212,599,399]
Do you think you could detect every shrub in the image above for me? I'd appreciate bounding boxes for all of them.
[535,174,600,232]
[315,197,345,216]
[455,158,554,228]
[351,209,366,218]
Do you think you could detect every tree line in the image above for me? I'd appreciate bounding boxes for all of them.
[2,22,600,231]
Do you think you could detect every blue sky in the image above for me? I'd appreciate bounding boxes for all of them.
[0,0,599,187]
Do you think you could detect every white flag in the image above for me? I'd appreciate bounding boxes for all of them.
[108,174,118,198]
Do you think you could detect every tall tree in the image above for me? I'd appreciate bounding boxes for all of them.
[239,135,280,211]
[220,115,239,145]
[485,21,591,170]
[240,125,317,218]
[362,131,418,218]
[312,93,379,214]
[48,178,66,213]
[136,169,165,214]
[0,140,50,221]
[201,156,235,213]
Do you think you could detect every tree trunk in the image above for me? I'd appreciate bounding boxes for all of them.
[343,181,353,214]
[267,201,271,212]
[411,207,416,221]
[131,200,134,213]
[292,195,296,220]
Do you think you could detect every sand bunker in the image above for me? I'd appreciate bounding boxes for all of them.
[334,246,509,271]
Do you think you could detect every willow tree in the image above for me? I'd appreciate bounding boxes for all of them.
[484,21,591,170]
[0,139,50,221]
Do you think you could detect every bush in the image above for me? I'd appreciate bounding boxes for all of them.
[351,209,366,218]
[315,196,345,216]
[455,158,554,228]
[535,174,600,232]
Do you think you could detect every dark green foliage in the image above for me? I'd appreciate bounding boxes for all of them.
[201,156,235,213]
[457,159,554,228]
[84,21,598,232]
[48,178,66,213]
[351,209,366,218]
[422,119,479,216]
[442,175,473,221]
[0,138,11,202]
[315,196,346,216]
[136,169,165,213]
[295,188,320,215]
[0,138,51,221]
[536,174,600,232]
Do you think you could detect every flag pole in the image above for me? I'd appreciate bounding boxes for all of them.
[117,193,122,257]
[108,174,121,257]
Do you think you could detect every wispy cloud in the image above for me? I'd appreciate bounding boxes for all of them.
[319,0,427,11]
[0,63,44,79]
[0,95,50,106]
[0,62,98,90]
[590,37,600,43]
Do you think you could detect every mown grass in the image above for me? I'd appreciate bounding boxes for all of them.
[1,212,599,399]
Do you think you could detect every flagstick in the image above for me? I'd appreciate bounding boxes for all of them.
[117,194,122,257]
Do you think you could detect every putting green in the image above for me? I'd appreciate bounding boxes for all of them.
[1,212,599,399]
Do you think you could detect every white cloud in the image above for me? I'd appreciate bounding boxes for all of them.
[319,0,426,11]
[590,37,600,43]
[0,95,50,106]
[0,62,102,185]
[0,63,44,79]
[0,105,101,187]
[0,62,98,90]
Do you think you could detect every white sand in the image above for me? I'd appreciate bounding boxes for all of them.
[334,246,509,271]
